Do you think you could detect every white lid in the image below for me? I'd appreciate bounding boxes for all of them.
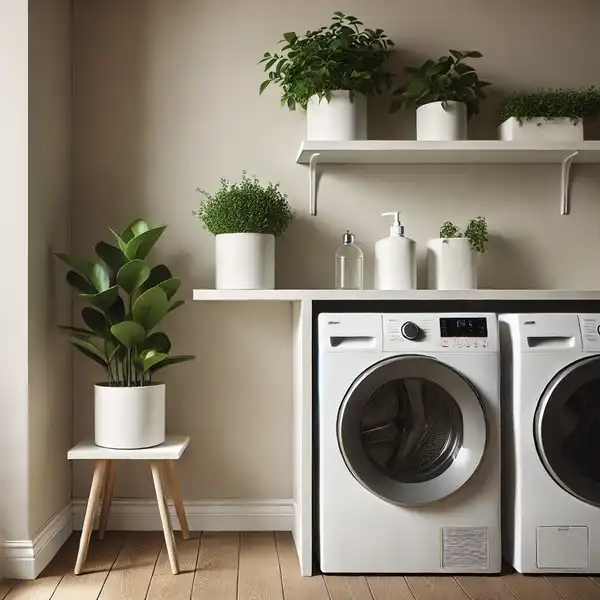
[381,212,404,236]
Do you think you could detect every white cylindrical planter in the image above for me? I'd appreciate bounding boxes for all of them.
[427,238,479,290]
[416,101,467,141]
[499,117,584,142]
[95,383,165,449]
[306,91,367,141]
[215,233,275,290]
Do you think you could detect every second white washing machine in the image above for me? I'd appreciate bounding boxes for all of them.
[318,312,501,573]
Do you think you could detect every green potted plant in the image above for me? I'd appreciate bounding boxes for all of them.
[56,219,195,449]
[195,173,295,289]
[499,87,600,141]
[390,50,490,141]
[259,11,394,141]
[427,217,488,289]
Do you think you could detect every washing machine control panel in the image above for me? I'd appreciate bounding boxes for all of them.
[384,313,498,352]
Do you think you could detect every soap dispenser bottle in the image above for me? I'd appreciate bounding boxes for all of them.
[374,212,417,290]
[335,230,364,290]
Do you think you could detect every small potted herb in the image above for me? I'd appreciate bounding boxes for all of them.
[390,50,490,141]
[56,219,195,449]
[499,87,600,141]
[195,173,295,290]
[259,12,394,141]
[427,217,488,289]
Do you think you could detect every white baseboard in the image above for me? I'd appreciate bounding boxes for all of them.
[72,498,293,532]
[2,501,73,580]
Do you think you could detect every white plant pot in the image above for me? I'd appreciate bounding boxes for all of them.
[95,383,165,449]
[306,91,367,141]
[416,101,467,141]
[427,238,479,290]
[215,233,275,290]
[499,117,584,142]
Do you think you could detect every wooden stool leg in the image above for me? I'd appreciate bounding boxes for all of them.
[75,459,107,575]
[98,460,117,540]
[150,460,180,574]
[164,459,190,540]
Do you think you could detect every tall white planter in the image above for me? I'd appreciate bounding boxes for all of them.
[95,383,165,449]
[215,233,275,290]
[306,91,367,141]
[499,117,584,142]
[427,238,479,290]
[416,101,467,141]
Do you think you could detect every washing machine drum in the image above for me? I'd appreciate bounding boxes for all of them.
[535,355,600,507]
[337,355,487,506]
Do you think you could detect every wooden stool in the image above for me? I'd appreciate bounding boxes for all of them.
[68,435,190,576]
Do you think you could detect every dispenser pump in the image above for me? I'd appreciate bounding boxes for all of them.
[382,212,404,236]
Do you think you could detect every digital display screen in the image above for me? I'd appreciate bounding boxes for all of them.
[440,317,488,338]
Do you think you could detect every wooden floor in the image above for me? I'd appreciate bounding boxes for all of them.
[2,531,600,600]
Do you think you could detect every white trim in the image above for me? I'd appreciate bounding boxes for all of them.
[72,498,293,532]
[2,501,73,580]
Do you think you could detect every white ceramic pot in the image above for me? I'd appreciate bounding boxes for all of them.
[416,101,467,141]
[95,383,165,449]
[427,238,478,290]
[306,91,367,141]
[215,233,275,289]
[499,117,584,142]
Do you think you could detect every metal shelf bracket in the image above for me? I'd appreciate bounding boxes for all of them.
[309,153,321,216]
[560,151,579,215]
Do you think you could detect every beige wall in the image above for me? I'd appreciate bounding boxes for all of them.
[72,0,600,500]
[0,0,30,541]
[28,0,73,533]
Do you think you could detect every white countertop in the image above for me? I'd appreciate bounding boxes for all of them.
[193,289,600,302]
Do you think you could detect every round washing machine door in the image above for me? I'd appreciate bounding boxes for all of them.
[337,355,487,506]
[535,355,600,507]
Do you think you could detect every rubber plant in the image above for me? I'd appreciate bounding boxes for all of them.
[56,219,194,386]
[439,217,489,253]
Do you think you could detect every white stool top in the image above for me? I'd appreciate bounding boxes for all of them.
[67,436,190,460]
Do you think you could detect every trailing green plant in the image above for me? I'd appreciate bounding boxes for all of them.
[499,87,600,124]
[439,216,488,253]
[390,50,490,118]
[56,220,195,387]
[259,11,394,110]
[195,172,295,236]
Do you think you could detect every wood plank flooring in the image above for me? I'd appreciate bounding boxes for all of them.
[3,531,600,600]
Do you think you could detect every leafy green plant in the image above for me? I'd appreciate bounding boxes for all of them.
[499,87,600,124]
[439,216,488,253]
[195,172,295,236]
[56,219,194,387]
[390,50,490,118]
[259,12,394,110]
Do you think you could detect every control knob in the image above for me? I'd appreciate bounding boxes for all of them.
[401,321,421,341]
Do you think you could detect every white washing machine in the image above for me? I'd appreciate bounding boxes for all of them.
[500,313,600,573]
[318,312,501,573]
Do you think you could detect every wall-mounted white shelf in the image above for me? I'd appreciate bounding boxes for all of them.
[296,140,600,216]
[193,288,600,302]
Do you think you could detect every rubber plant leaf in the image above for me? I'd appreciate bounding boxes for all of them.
[139,332,171,354]
[132,286,169,331]
[106,295,126,326]
[139,349,168,372]
[167,299,185,314]
[121,218,150,242]
[158,278,181,301]
[66,270,96,294]
[110,321,147,349]
[140,264,172,294]
[82,307,110,337]
[56,253,109,292]
[150,355,195,373]
[109,228,129,255]
[71,338,107,366]
[80,285,119,312]
[58,325,98,338]
[116,259,151,294]
[95,241,127,273]
[124,226,167,260]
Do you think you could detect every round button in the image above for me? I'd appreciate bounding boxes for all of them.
[401,321,421,341]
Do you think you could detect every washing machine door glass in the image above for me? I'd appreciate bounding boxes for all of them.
[535,355,600,507]
[337,355,487,506]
